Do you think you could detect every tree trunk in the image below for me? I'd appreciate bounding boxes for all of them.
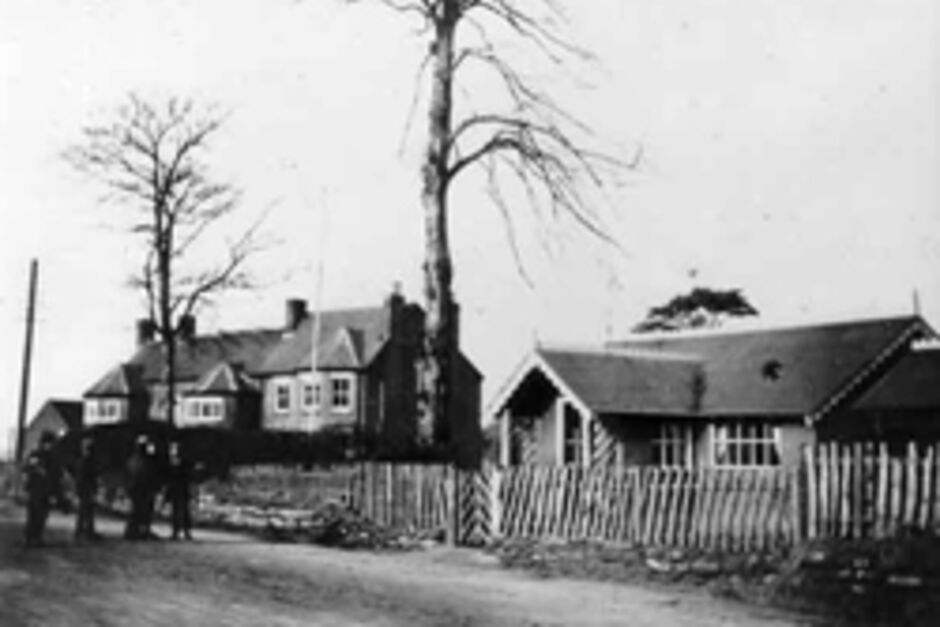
[158,219,177,429]
[419,3,458,451]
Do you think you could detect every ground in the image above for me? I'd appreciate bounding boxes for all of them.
[0,502,814,627]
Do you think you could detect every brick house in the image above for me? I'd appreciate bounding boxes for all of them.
[84,288,483,464]
[489,315,938,468]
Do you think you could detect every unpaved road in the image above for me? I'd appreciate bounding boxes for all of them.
[0,503,814,626]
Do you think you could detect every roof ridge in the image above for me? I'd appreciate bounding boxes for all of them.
[614,313,924,343]
[537,343,701,362]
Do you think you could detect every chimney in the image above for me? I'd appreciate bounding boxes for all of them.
[178,314,196,341]
[285,298,308,331]
[385,282,404,339]
[136,318,156,348]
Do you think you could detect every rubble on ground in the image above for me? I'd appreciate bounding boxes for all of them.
[197,497,440,550]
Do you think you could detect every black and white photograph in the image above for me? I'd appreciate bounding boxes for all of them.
[1,1,938,625]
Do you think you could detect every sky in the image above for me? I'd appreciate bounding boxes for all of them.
[1,0,938,458]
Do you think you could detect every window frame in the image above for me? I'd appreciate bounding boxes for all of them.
[329,373,356,414]
[301,376,322,411]
[652,423,695,467]
[711,421,781,468]
[273,379,293,414]
[183,398,225,424]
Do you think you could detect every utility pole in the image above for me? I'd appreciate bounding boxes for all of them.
[15,259,39,466]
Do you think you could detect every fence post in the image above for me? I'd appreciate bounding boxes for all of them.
[446,464,459,546]
[803,444,816,541]
[490,465,503,541]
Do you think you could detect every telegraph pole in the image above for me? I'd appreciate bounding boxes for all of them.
[15,259,38,466]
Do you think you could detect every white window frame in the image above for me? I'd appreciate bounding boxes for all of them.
[301,376,322,411]
[330,374,355,413]
[182,398,225,425]
[273,379,293,414]
[711,421,781,467]
[652,423,694,467]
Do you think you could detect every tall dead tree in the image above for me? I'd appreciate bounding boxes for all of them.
[68,95,263,427]
[352,0,626,452]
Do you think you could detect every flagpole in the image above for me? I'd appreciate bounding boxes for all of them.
[309,188,329,433]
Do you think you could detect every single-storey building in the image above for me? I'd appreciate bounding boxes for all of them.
[488,315,938,468]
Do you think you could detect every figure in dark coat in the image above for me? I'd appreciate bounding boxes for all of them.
[165,441,194,540]
[74,435,101,541]
[23,431,63,547]
[124,435,159,540]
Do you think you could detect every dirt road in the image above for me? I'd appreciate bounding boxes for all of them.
[0,503,813,626]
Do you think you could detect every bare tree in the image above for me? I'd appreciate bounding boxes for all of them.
[347,0,629,453]
[67,95,264,428]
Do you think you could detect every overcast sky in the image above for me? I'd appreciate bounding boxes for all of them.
[1,0,938,457]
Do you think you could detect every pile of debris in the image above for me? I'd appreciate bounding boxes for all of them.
[198,497,436,550]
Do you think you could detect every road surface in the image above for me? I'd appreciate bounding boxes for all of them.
[0,502,813,626]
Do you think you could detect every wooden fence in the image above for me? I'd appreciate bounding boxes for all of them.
[804,442,940,540]
[492,465,798,551]
[209,442,940,551]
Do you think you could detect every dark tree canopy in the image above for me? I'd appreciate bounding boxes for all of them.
[633,287,758,333]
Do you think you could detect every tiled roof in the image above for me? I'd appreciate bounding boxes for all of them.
[125,329,284,383]
[188,361,260,395]
[258,308,390,374]
[853,348,940,411]
[608,316,929,417]
[85,364,147,397]
[537,348,703,415]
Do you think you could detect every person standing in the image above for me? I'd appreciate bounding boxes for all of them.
[74,435,101,541]
[165,440,194,540]
[124,435,157,540]
[23,431,62,547]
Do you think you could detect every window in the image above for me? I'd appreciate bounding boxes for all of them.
[330,375,355,413]
[274,381,292,413]
[86,399,120,424]
[652,424,694,467]
[183,398,224,424]
[562,404,583,465]
[302,380,321,410]
[712,422,781,467]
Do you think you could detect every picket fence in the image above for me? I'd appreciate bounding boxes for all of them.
[804,442,940,540]
[215,442,940,551]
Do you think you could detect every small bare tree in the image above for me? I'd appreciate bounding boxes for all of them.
[346,1,629,453]
[68,95,264,427]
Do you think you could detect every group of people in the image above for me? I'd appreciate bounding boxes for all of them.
[22,430,195,547]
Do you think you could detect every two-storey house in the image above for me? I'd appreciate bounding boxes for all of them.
[83,287,483,464]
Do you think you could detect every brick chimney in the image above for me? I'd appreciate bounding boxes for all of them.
[178,314,196,342]
[136,318,156,348]
[285,298,308,331]
[385,282,405,339]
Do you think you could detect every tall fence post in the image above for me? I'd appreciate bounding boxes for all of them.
[490,465,503,541]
